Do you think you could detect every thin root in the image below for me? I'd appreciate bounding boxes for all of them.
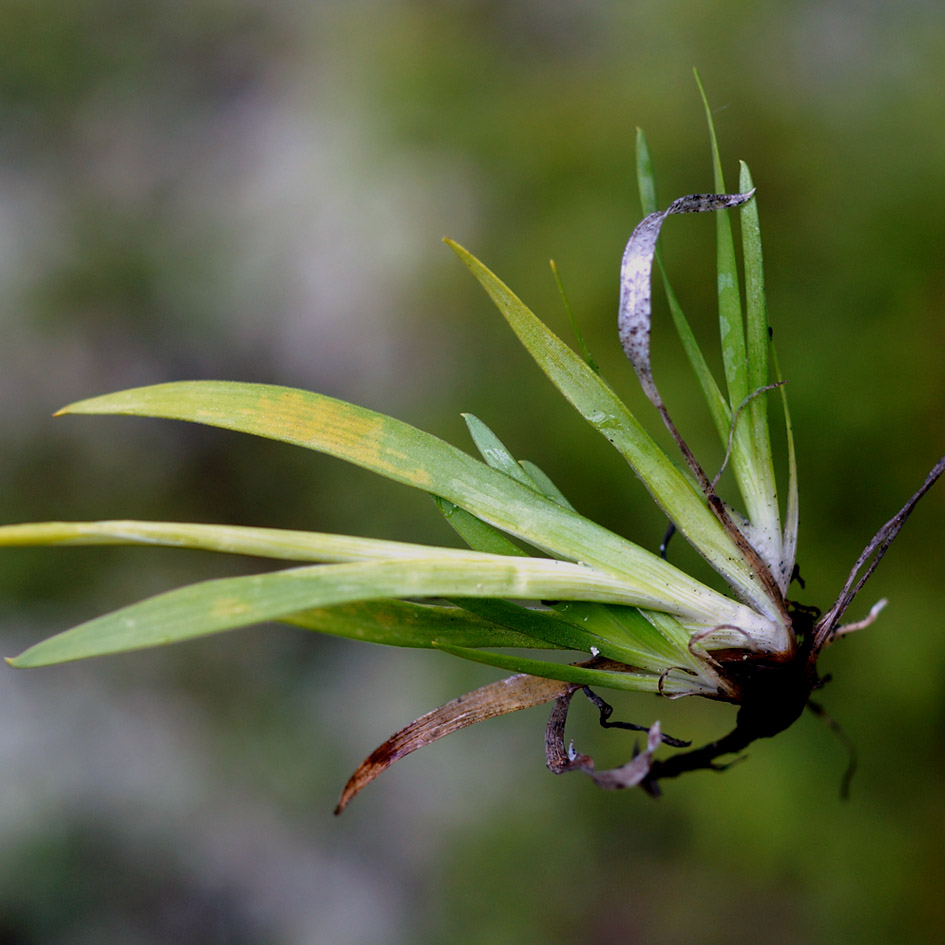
[831,598,888,642]
[581,686,690,747]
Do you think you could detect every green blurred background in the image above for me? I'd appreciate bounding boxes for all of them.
[2,2,944,943]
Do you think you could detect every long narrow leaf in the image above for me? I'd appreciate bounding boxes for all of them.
[444,243,781,621]
[618,190,755,414]
[517,461,576,510]
[739,162,773,400]
[772,344,799,592]
[283,599,542,649]
[738,159,783,567]
[0,519,520,562]
[433,643,719,697]
[463,413,533,486]
[452,597,689,675]
[695,78,781,560]
[433,498,527,557]
[696,72,748,409]
[8,548,765,668]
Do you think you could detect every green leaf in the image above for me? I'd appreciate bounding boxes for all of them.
[696,71,748,410]
[635,126,660,216]
[550,259,599,373]
[739,162,772,400]
[433,498,527,556]
[0,519,485,563]
[444,242,780,620]
[738,159,783,569]
[552,600,703,672]
[463,413,534,487]
[8,550,736,668]
[772,344,799,592]
[440,419,544,554]
[693,78,783,579]
[433,643,719,697]
[283,599,542,649]
[517,461,576,511]
[450,597,688,674]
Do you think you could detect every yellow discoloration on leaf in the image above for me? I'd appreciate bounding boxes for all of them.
[254,390,434,488]
[209,596,251,620]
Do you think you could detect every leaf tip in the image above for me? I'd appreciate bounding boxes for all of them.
[54,396,101,417]
[443,237,474,266]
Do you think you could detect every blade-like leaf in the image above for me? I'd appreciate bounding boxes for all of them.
[635,127,660,217]
[772,344,799,592]
[463,413,533,487]
[0,519,519,562]
[434,643,719,697]
[433,498,527,557]
[739,162,772,402]
[738,159,783,571]
[8,549,760,668]
[438,420,540,554]
[283,599,542,649]
[444,243,782,623]
[696,71,748,409]
[517,461,576,510]
[690,79,785,587]
[452,597,693,675]
[550,259,599,373]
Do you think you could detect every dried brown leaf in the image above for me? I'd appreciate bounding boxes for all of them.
[335,672,571,813]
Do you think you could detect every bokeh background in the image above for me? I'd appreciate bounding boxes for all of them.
[2,2,944,943]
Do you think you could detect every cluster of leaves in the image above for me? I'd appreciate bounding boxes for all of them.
[3,83,942,808]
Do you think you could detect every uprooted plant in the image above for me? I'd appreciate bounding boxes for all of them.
[3,86,943,812]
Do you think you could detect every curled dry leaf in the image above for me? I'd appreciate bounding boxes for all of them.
[618,190,755,408]
[336,671,571,813]
[545,685,663,790]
